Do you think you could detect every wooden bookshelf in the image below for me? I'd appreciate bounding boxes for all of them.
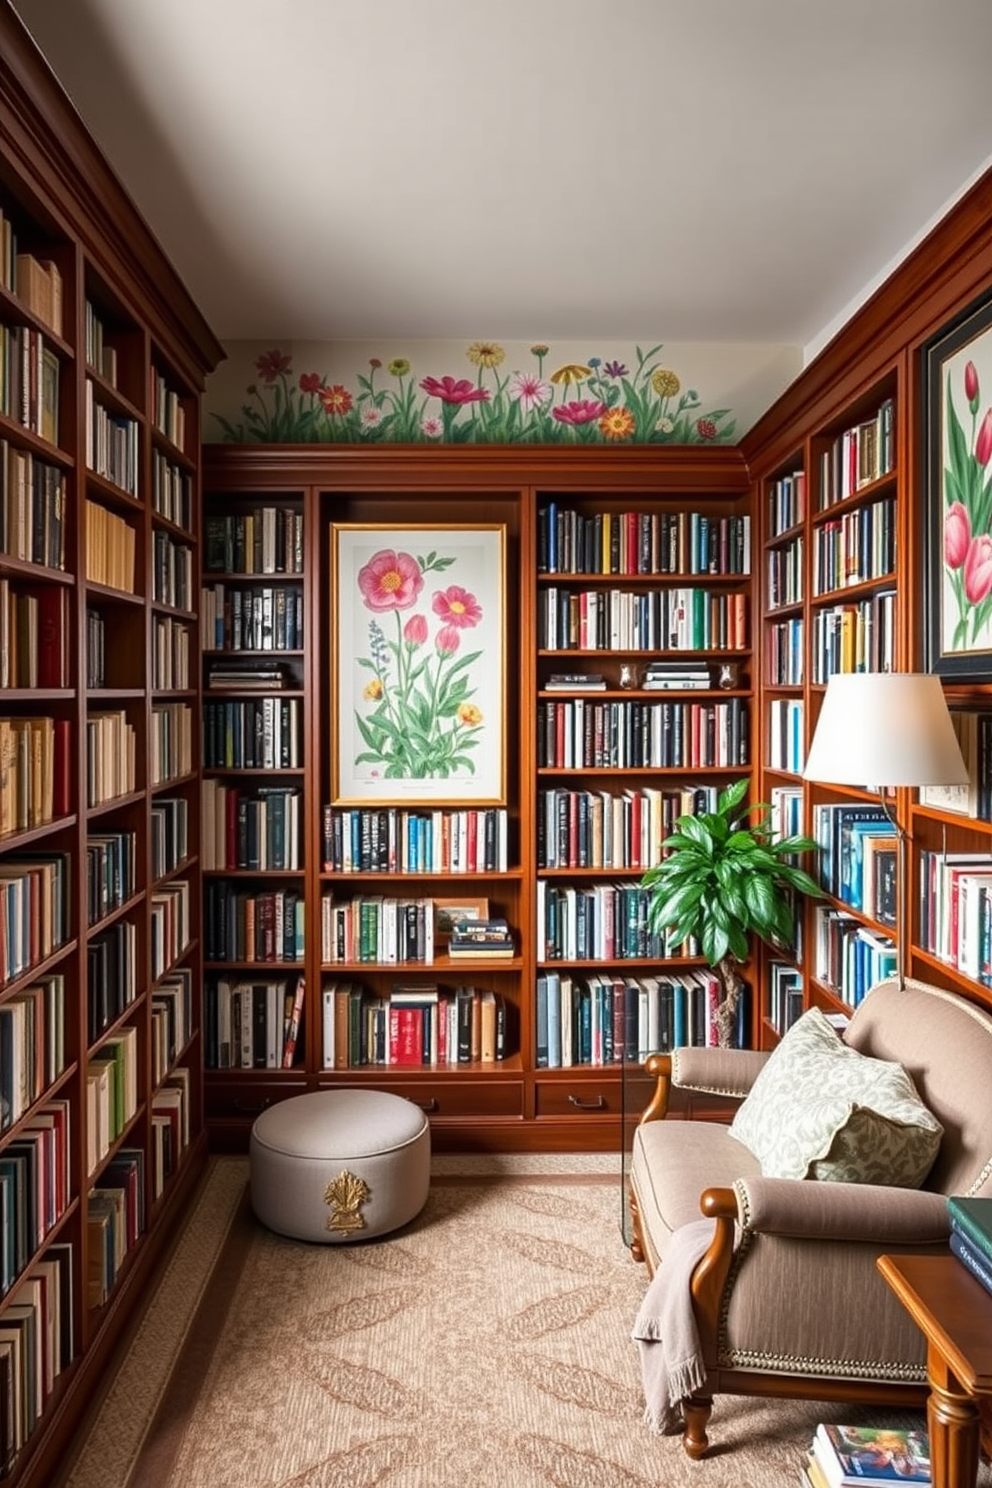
[0,5,223,1484]
[200,446,752,1152]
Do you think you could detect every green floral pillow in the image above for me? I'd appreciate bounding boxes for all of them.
[728,1007,943,1186]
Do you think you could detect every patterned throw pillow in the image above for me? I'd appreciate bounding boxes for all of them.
[728,1007,943,1186]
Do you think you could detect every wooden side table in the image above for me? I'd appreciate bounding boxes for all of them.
[877,1254,992,1488]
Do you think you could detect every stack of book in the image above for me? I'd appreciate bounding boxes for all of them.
[447,918,514,959]
[545,672,607,691]
[802,1422,931,1488]
[946,1195,992,1296]
[641,660,712,691]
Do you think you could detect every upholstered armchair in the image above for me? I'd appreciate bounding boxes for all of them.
[628,976,992,1458]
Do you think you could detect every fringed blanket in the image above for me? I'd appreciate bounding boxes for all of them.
[631,1218,715,1434]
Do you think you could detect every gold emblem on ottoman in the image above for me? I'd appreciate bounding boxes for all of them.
[324,1169,371,1232]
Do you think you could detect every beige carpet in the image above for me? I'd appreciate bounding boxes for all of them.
[56,1155,990,1488]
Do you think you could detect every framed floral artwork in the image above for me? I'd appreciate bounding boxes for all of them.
[330,523,506,804]
[923,289,992,679]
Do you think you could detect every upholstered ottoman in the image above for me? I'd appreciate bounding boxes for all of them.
[249,1089,430,1242]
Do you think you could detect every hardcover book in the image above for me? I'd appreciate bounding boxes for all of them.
[949,1226,992,1298]
[946,1194,992,1262]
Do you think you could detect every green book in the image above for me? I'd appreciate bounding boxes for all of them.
[946,1195,992,1263]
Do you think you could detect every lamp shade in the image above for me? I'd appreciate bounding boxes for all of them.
[803,672,969,789]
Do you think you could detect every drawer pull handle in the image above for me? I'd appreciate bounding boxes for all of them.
[568,1094,606,1111]
[417,1098,439,1113]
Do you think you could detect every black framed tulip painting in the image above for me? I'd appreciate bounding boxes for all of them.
[924,289,992,680]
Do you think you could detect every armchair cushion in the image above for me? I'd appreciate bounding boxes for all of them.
[728,1008,943,1187]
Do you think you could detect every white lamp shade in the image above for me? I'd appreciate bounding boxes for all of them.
[803,672,969,789]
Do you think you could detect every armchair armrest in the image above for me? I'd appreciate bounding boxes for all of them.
[731,1175,951,1246]
[639,1046,770,1124]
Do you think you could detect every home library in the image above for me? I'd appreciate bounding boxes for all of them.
[0,9,223,1486]
[199,447,753,1150]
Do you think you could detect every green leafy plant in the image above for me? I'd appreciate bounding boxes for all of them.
[640,777,822,1046]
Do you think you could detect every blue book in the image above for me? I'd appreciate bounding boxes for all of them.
[947,1194,992,1263]
[949,1226,992,1298]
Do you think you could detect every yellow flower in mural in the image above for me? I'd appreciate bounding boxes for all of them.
[651,368,681,398]
[550,363,591,386]
[599,406,636,441]
[388,358,411,377]
[457,702,483,726]
[363,677,384,701]
[466,341,505,369]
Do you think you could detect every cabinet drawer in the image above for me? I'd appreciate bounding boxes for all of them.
[205,1079,309,1122]
[319,1077,525,1120]
[534,1078,621,1117]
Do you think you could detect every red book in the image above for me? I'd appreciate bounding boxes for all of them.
[52,717,71,817]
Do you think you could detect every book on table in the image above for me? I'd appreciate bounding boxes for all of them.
[948,1227,992,1298]
[946,1194,992,1262]
[811,1423,931,1488]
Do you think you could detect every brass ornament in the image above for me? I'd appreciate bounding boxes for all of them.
[324,1169,371,1233]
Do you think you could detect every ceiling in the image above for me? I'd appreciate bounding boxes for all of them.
[10,0,992,361]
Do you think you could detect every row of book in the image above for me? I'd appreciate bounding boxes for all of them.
[810,589,897,681]
[813,907,896,1008]
[1,1096,70,1297]
[767,468,805,538]
[537,698,750,770]
[0,1242,73,1475]
[84,496,137,592]
[0,323,59,446]
[204,506,304,576]
[152,613,192,691]
[85,708,137,807]
[87,919,138,1042]
[151,367,186,450]
[149,880,191,980]
[537,503,751,577]
[84,385,138,496]
[812,495,896,596]
[84,297,118,386]
[202,696,304,770]
[535,967,744,1066]
[919,849,992,986]
[0,442,67,570]
[768,697,805,774]
[0,854,70,989]
[151,528,193,611]
[319,981,512,1069]
[767,962,804,1036]
[86,830,136,927]
[812,804,897,921]
[151,796,189,881]
[536,881,690,963]
[537,783,721,872]
[538,585,748,653]
[151,448,193,532]
[201,582,304,652]
[0,579,71,689]
[818,398,896,511]
[0,714,71,834]
[149,701,193,787]
[204,976,305,1070]
[0,975,65,1134]
[149,1066,191,1200]
[766,534,803,609]
[204,883,306,964]
[151,970,193,1083]
[321,893,440,965]
[86,1026,139,1177]
[201,781,303,871]
[766,615,804,686]
[6,244,63,338]
[321,804,510,875]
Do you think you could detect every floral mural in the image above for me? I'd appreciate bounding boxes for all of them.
[942,356,992,648]
[210,341,737,446]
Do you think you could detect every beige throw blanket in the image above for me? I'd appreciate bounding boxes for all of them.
[631,1218,715,1434]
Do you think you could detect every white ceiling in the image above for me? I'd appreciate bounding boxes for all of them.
[11,0,992,361]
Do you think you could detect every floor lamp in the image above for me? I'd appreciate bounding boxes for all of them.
[803,672,969,989]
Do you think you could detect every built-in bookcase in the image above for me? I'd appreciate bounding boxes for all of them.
[0,8,222,1484]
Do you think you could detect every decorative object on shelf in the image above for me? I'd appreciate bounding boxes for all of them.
[803,671,968,988]
[434,895,490,944]
[640,777,821,1046]
[716,660,741,690]
[618,662,639,689]
[923,287,992,679]
[330,524,506,804]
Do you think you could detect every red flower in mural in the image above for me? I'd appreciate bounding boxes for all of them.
[432,585,482,629]
[299,372,321,394]
[403,613,428,644]
[944,502,971,569]
[319,383,354,416]
[965,534,992,605]
[696,418,718,440]
[254,349,292,383]
[551,399,606,426]
[419,375,491,406]
[976,408,992,467]
[598,407,636,441]
[436,624,461,654]
[357,549,424,611]
[965,360,980,408]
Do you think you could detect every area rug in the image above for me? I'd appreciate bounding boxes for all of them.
[57,1156,989,1488]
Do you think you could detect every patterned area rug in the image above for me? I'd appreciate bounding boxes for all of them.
[56,1155,991,1488]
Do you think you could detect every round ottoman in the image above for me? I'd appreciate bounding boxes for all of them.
[249,1089,430,1242]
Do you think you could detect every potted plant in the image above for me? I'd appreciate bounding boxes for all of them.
[640,777,822,1046]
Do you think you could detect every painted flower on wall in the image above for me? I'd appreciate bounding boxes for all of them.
[211,341,736,445]
[353,547,485,780]
[943,359,992,645]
